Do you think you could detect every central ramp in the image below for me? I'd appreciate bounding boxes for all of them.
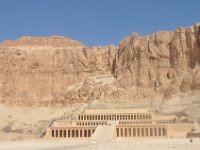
[91,121,118,144]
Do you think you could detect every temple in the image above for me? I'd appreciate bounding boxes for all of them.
[44,108,194,141]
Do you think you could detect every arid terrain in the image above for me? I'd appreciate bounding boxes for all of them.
[0,139,200,150]
[0,23,200,141]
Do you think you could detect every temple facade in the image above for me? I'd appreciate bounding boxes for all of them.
[44,108,194,140]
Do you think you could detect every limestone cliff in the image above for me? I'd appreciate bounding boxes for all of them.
[0,23,200,107]
[114,23,200,101]
[0,36,117,107]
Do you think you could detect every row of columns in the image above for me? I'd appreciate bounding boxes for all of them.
[116,127,166,138]
[119,121,152,125]
[78,114,151,121]
[77,121,107,126]
[51,129,95,138]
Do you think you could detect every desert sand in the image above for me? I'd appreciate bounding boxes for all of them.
[0,139,200,150]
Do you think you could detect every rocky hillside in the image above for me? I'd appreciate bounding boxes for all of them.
[115,23,200,101]
[0,23,200,107]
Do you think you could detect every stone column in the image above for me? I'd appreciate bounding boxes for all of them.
[119,128,121,137]
[68,129,70,138]
[80,129,82,138]
[144,128,147,137]
[159,128,161,137]
[152,128,154,137]
[135,128,138,137]
[160,127,163,137]
[129,128,132,137]
[73,130,76,138]
[63,130,65,138]
[148,128,151,137]
[65,129,67,138]
[58,129,60,138]
[121,128,123,137]
[77,130,79,138]
[59,129,61,138]
[133,128,136,137]
[77,129,79,138]
[51,129,54,138]
[125,128,127,137]
[144,128,146,137]
[146,128,149,137]
[154,128,157,137]
[91,129,93,136]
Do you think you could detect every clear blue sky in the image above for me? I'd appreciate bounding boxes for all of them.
[0,0,199,46]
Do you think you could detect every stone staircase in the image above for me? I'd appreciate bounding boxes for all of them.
[91,120,119,144]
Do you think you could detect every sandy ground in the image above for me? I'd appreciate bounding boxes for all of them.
[0,139,200,150]
[0,103,86,141]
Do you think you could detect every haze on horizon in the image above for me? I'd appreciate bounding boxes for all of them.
[0,0,199,46]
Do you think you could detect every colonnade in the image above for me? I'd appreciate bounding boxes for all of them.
[78,114,151,121]
[116,127,167,138]
[51,128,95,138]
[76,121,107,126]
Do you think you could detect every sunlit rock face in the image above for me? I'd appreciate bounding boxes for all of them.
[115,23,200,101]
[0,23,200,107]
[0,36,118,107]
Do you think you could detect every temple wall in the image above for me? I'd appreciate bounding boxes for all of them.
[45,127,96,139]
[167,123,194,138]
[44,109,194,140]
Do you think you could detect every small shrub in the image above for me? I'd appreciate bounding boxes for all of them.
[2,124,12,133]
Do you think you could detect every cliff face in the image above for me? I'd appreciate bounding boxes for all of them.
[0,23,200,107]
[114,23,200,101]
[0,36,117,107]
